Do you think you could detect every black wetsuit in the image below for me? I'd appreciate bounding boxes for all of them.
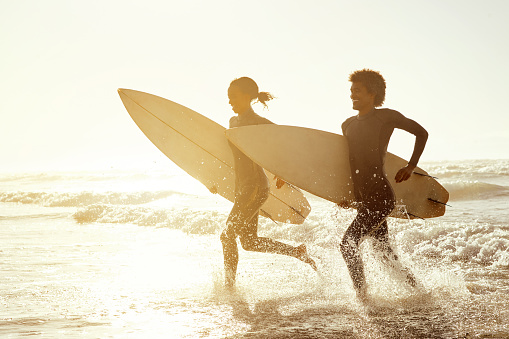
[220,111,300,283]
[340,108,428,291]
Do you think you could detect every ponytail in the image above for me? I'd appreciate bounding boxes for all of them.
[257,91,275,108]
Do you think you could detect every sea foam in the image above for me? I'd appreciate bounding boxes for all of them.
[395,220,509,268]
[0,191,180,207]
[443,180,508,201]
[73,204,226,235]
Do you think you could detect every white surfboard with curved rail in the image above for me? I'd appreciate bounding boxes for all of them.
[117,89,310,224]
[226,124,449,219]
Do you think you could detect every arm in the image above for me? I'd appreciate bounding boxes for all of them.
[229,116,238,128]
[394,115,428,183]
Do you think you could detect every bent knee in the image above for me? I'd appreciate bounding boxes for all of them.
[239,236,258,251]
[220,229,235,244]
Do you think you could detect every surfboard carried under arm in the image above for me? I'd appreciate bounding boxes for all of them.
[118,89,311,224]
[225,124,449,219]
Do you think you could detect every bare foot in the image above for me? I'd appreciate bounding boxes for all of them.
[295,244,317,271]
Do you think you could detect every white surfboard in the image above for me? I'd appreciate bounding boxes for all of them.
[226,125,449,219]
[118,89,311,224]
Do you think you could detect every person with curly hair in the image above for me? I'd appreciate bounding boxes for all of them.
[220,77,316,290]
[339,69,428,300]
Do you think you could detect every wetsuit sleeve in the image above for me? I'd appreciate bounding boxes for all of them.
[341,117,354,135]
[390,110,428,167]
[229,116,238,128]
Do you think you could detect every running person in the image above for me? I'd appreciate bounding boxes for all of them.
[221,77,316,289]
[339,69,428,299]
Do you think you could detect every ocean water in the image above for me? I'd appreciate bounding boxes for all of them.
[0,159,508,338]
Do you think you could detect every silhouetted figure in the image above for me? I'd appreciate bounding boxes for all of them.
[220,77,316,289]
[339,69,428,299]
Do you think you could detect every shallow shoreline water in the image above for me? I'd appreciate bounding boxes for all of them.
[1,159,508,338]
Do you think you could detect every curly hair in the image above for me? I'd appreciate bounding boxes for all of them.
[349,69,386,107]
[229,77,275,108]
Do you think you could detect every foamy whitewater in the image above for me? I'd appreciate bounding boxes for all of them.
[1,159,508,338]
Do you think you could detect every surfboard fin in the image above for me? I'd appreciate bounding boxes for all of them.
[261,209,279,225]
[428,198,451,207]
[407,212,424,220]
[396,205,424,220]
[413,172,438,179]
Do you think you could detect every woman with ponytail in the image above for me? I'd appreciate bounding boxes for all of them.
[220,77,316,289]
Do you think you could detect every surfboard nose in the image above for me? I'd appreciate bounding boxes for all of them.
[118,89,139,111]
[118,88,135,101]
[118,88,139,99]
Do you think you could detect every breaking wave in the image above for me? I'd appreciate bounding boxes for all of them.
[396,220,509,268]
[443,180,509,201]
[0,191,180,207]
[73,204,226,235]
[423,159,509,180]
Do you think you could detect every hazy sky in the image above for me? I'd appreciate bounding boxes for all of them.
[2,0,508,172]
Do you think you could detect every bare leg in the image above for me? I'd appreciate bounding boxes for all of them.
[221,185,316,289]
[220,223,238,289]
[239,213,317,270]
[220,187,262,289]
[294,244,318,271]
